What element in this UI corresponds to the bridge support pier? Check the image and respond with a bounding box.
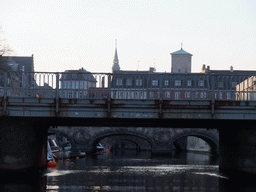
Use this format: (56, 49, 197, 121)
(0, 118, 48, 175)
(219, 127, 256, 176)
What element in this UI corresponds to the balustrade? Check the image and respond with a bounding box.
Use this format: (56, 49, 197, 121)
(0, 71, 255, 101)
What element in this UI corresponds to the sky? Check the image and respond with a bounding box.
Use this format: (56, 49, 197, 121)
(0, 0, 255, 73)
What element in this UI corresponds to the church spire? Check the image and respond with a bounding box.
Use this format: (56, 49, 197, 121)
(112, 39, 120, 72)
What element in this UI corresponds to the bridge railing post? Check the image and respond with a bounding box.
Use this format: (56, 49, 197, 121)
(211, 73, 215, 116)
(158, 74, 163, 117)
(159, 74, 163, 100)
(55, 73, 60, 116)
(107, 74, 112, 116)
(3, 71, 8, 115)
(108, 74, 112, 99)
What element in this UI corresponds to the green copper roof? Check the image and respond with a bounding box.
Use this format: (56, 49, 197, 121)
(114, 48, 118, 61)
(171, 48, 192, 55)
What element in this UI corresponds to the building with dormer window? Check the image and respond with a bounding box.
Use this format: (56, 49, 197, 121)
(60, 68, 96, 98)
(110, 41, 211, 100)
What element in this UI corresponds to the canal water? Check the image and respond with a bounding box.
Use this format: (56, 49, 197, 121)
(1, 150, 256, 191)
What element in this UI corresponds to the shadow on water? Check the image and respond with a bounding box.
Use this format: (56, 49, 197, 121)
(1, 150, 256, 191)
(0, 174, 46, 192)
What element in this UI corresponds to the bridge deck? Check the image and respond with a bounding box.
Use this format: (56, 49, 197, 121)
(1, 98, 256, 122)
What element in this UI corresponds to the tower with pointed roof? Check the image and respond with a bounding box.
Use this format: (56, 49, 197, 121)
(170, 44, 192, 73)
(112, 39, 120, 72)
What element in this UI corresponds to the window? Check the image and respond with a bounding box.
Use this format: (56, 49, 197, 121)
(72, 74, 77, 79)
(72, 81, 75, 89)
(164, 80, 169, 86)
(231, 82, 237, 88)
(122, 91, 126, 99)
(219, 92, 223, 99)
(165, 91, 171, 98)
(68, 81, 72, 89)
(140, 91, 145, 99)
(218, 82, 223, 88)
(226, 92, 231, 100)
(135, 79, 142, 86)
(126, 79, 132, 86)
(149, 91, 154, 98)
(152, 80, 158, 86)
(135, 91, 140, 99)
(68, 91, 72, 98)
(200, 92, 207, 99)
(61, 91, 65, 98)
(215, 92, 223, 99)
(118, 91, 123, 99)
(174, 92, 180, 99)
(116, 78, 122, 86)
(84, 82, 88, 89)
(178, 68, 181, 73)
(62, 81, 66, 88)
(128, 91, 132, 99)
(185, 92, 191, 99)
(175, 80, 181, 87)
(76, 81, 79, 89)
(187, 80, 192, 87)
(80, 81, 83, 89)
(79, 91, 83, 98)
(198, 80, 204, 87)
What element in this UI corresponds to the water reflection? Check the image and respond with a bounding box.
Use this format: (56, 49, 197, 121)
(45, 151, 221, 191)
(1, 151, 256, 191)
(0, 174, 46, 192)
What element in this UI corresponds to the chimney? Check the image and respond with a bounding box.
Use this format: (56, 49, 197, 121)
(149, 67, 155, 73)
(201, 64, 206, 73)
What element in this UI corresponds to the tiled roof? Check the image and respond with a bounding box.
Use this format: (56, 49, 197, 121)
(60, 69, 96, 82)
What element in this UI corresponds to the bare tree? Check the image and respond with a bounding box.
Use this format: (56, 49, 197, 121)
(0, 27, 13, 71)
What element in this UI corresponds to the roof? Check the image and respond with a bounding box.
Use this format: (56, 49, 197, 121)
(60, 68, 96, 82)
(171, 48, 192, 56)
(208, 70, 256, 76)
(1, 55, 34, 72)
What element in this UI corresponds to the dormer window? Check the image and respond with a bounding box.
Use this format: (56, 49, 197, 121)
(175, 80, 181, 87)
(152, 80, 158, 86)
(116, 78, 122, 86)
(126, 79, 132, 86)
(135, 79, 142, 86)
(187, 80, 192, 87)
(164, 80, 169, 86)
(198, 80, 204, 87)
(72, 74, 77, 79)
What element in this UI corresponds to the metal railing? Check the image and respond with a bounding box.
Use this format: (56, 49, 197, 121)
(0, 71, 256, 101)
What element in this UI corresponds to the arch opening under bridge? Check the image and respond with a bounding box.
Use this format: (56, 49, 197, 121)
(172, 131, 219, 155)
(48, 129, 73, 151)
(92, 131, 153, 152)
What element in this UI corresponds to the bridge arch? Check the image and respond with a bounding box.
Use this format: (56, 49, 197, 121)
(171, 131, 219, 155)
(91, 131, 154, 151)
(112, 138, 141, 150)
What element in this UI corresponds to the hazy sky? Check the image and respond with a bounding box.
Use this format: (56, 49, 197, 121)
(0, 0, 255, 73)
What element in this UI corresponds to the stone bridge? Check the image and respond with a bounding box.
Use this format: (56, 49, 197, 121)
(48, 126, 219, 155)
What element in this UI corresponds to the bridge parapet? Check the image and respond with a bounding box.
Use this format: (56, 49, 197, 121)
(0, 71, 255, 101)
(1, 71, 256, 123)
